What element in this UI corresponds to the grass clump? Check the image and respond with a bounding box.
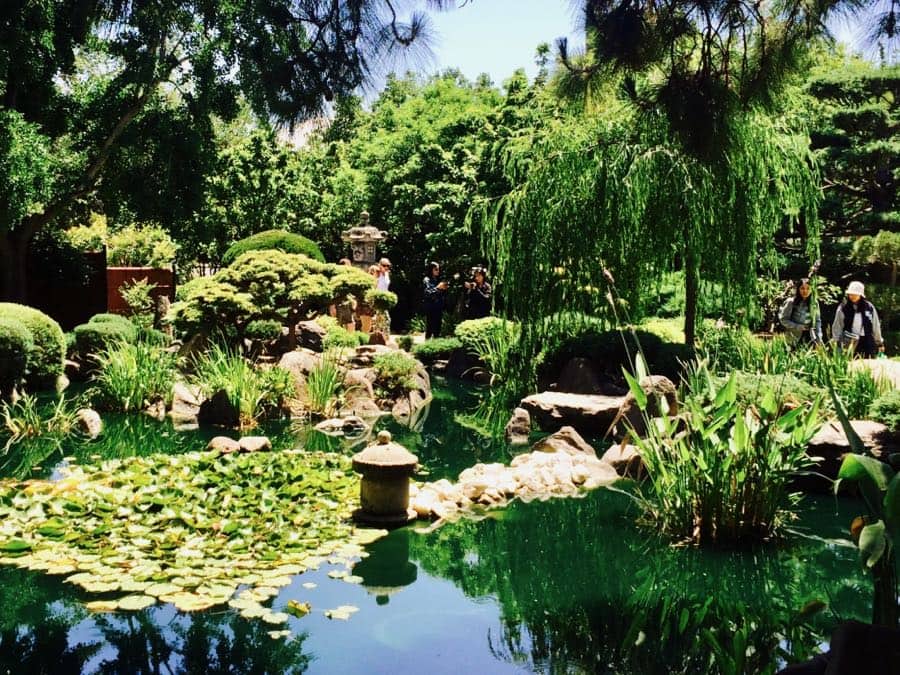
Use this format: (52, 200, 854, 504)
(322, 326, 367, 351)
(92, 341, 177, 412)
(305, 353, 346, 416)
(629, 360, 824, 546)
(412, 337, 461, 363)
(373, 351, 419, 397)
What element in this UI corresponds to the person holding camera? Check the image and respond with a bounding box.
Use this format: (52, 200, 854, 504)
(464, 266, 492, 320)
(831, 281, 884, 358)
(779, 278, 821, 348)
(423, 261, 449, 339)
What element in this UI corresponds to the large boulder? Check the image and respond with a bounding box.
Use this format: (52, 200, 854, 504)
(278, 349, 323, 395)
(520, 391, 626, 435)
(348, 344, 394, 368)
(207, 436, 240, 454)
(601, 442, 645, 479)
(75, 408, 102, 440)
(238, 436, 272, 452)
(616, 375, 678, 438)
(198, 389, 239, 428)
(170, 382, 203, 428)
(297, 320, 327, 352)
(530, 426, 597, 457)
(807, 420, 898, 484)
(504, 407, 531, 445)
(344, 368, 376, 401)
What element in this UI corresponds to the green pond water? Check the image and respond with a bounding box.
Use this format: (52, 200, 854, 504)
(0, 380, 873, 674)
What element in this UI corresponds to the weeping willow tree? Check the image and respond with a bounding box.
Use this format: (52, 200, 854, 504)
(474, 106, 820, 390)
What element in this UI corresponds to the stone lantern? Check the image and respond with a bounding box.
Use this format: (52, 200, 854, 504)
(341, 211, 387, 269)
(352, 430, 418, 526)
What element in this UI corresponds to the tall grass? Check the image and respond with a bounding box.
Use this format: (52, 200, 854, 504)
(628, 361, 824, 546)
(0, 394, 82, 476)
(305, 353, 345, 416)
(92, 341, 177, 412)
(191, 343, 293, 428)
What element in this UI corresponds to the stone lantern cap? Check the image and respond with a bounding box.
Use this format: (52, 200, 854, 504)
(352, 431, 418, 478)
(341, 211, 387, 243)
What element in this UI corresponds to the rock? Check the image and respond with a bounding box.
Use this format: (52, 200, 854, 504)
(75, 408, 102, 440)
(278, 349, 324, 395)
(55, 374, 70, 393)
(601, 443, 645, 479)
(238, 436, 272, 452)
(297, 320, 327, 351)
(342, 397, 384, 419)
(530, 426, 597, 457)
(368, 331, 387, 346)
(348, 344, 394, 368)
(520, 391, 626, 435)
(197, 389, 239, 428)
(178, 332, 208, 362)
(344, 368, 376, 401)
(555, 357, 604, 394)
(144, 400, 166, 421)
(207, 436, 240, 454)
(170, 382, 203, 426)
(470, 368, 493, 385)
(807, 420, 898, 483)
(315, 416, 367, 436)
(504, 407, 531, 445)
(616, 375, 678, 438)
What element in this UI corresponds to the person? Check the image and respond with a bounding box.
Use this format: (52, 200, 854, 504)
(377, 258, 391, 291)
(335, 258, 356, 332)
(356, 264, 381, 333)
(423, 261, 448, 339)
(832, 281, 884, 358)
(778, 278, 822, 347)
(464, 266, 492, 319)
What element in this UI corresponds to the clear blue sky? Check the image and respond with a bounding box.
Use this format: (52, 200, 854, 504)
(419, 2, 877, 86)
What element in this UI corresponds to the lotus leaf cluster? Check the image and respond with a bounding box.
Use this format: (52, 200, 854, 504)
(0, 448, 386, 626)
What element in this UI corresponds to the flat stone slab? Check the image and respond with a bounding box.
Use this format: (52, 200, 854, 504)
(520, 392, 626, 435)
(806, 420, 898, 485)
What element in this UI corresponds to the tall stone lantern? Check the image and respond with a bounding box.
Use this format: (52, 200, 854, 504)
(341, 211, 387, 270)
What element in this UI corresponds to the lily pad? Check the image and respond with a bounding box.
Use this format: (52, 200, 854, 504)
(286, 600, 311, 618)
(116, 594, 156, 611)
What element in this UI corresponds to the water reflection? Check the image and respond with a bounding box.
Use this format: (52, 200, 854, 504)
(352, 528, 418, 605)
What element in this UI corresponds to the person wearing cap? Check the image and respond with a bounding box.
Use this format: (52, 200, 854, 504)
(831, 281, 884, 358)
(779, 278, 822, 347)
(377, 258, 391, 291)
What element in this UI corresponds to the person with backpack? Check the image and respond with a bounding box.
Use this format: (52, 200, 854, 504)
(831, 281, 885, 358)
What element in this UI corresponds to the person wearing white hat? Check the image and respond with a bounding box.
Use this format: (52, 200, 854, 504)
(831, 281, 884, 357)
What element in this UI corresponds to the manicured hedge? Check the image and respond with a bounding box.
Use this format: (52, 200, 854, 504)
(245, 319, 283, 342)
(0, 317, 33, 393)
(73, 313, 137, 356)
(222, 230, 324, 266)
(0, 303, 66, 388)
(412, 337, 462, 364)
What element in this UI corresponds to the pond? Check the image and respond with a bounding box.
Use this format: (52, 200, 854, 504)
(0, 379, 871, 674)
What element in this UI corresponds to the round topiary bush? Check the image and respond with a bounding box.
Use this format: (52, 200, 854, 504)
(364, 289, 398, 312)
(245, 319, 284, 342)
(0, 317, 33, 395)
(0, 303, 66, 388)
(222, 230, 325, 266)
(73, 313, 137, 357)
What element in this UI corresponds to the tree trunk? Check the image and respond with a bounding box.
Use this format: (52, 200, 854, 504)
(0, 229, 31, 303)
(872, 551, 899, 628)
(684, 249, 700, 346)
(891, 261, 897, 287)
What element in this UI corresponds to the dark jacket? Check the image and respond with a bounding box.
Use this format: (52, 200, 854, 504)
(464, 281, 492, 319)
(423, 276, 446, 313)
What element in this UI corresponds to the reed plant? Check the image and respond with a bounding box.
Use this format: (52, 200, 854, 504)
(628, 360, 824, 546)
(0, 394, 83, 475)
(304, 352, 345, 416)
(92, 341, 177, 412)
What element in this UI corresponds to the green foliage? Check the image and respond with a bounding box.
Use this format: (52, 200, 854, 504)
(73, 314, 137, 358)
(0, 110, 58, 232)
(64, 213, 107, 252)
(0, 394, 81, 474)
(190, 344, 292, 428)
(454, 317, 517, 351)
(91, 342, 176, 412)
(729, 372, 824, 409)
(630, 364, 824, 545)
(244, 319, 283, 342)
(107, 224, 178, 269)
(412, 337, 462, 363)
(373, 351, 419, 396)
(221, 230, 324, 267)
(869, 390, 900, 433)
(363, 289, 397, 312)
(135, 325, 169, 347)
(397, 335, 414, 352)
(118, 278, 158, 328)
(695, 321, 772, 372)
(865, 284, 900, 332)
(304, 354, 345, 416)
(841, 368, 891, 419)
(322, 326, 367, 351)
(0, 318, 33, 395)
(0, 304, 65, 388)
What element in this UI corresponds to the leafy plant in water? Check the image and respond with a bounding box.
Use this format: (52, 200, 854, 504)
(92, 341, 176, 412)
(0, 394, 83, 476)
(627, 359, 824, 545)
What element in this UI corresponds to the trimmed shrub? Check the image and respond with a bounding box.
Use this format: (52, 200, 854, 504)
(73, 314, 137, 357)
(364, 288, 397, 311)
(137, 325, 170, 347)
(323, 326, 367, 351)
(397, 335, 414, 352)
(869, 390, 900, 433)
(245, 319, 283, 342)
(373, 351, 419, 396)
(0, 303, 66, 388)
(87, 313, 134, 327)
(454, 317, 515, 350)
(222, 230, 324, 266)
(412, 337, 463, 364)
(0, 318, 33, 394)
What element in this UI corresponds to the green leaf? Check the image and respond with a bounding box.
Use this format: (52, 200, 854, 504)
(714, 372, 737, 409)
(622, 368, 647, 411)
(884, 473, 900, 543)
(859, 520, 887, 568)
(838, 454, 894, 491)
(0, 539, 32, 553)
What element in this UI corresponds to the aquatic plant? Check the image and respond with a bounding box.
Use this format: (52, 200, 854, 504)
(0, 394, 82, 476)
(628, 361, 824, 545)
(0, 449, 384, 625)
(304, 353, 346, 416)
(92, 341, 176, 412)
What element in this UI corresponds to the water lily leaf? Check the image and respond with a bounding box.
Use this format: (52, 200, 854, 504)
(0, 539, 32, 553)
(239, 604, 267, 619)
(85, 600, 119, 612)
(267, 630, 292, 640)
(327, 570, 347, 579)
(301, 582, 316, 590)
(261, 611, 290, 625)
(117, 595, 156, 611)
(342, 575, 363, 585)
(145, 582, 182, 597)
(82, 581, 120, 593)
(324, 605, 359, 621)
(165, 592, 220, 612)
(262, 575, 292, 588)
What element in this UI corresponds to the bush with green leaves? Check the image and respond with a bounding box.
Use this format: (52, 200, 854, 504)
(136, 325, 170, 347)
(119, 277, 158, 328)
(0, 318, 33, 396)
(397, 335, 414, 352)
(91, 341, 177, 412)
(73, 313, 137, 357)
(0, 303, 65, 389)
(322, 326, 367, 351)
(629, 361, 824, 545)
(221, 229, 324, 266)
(107, 223, 178, 269)
(172, 250, 374, 346)
(373, 351, 419, 396)
(190, 344, 293, 428)
(364, 288, 397, 312)
(245, 319, 283, 342)
(454, 317, 516, 350)
(412, 337, 462, 364)
(304, 353, 345, 416)
(729, 372, 825, 410)
(869, 390, 900, 433)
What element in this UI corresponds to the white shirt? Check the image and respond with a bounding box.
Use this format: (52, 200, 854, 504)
(852, 312, 864, 337)
(377, 272, 390, 291)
